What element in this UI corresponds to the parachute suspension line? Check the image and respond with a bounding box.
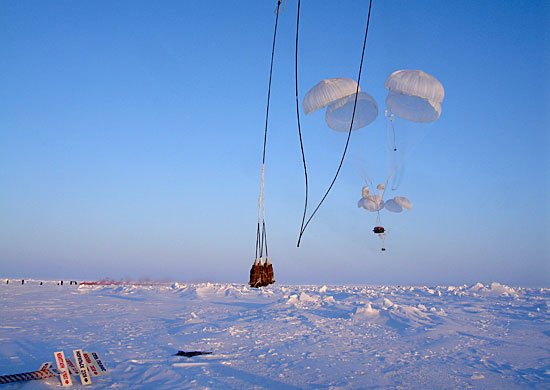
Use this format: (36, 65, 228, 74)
(262, 221, 269, 258)
(255, 222, 261, 261)
(255, 166, 266, 261)
(388, 113, 397, 152)
(294, 0, 310, 248)
(376, 181, 386, 226)
(297, 0, 374, 247)
(384, 113, 399, 191)
(254, 0, 281, 262)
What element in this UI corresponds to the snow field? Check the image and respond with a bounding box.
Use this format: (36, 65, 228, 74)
(0, 281, 548, 389)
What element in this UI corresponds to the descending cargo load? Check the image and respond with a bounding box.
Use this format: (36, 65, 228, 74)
(249, 258, 275, 288)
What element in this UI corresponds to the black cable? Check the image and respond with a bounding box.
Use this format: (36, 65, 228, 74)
(255, 0, 281, 258)
(255, 222, 261, 259)
(258, 222, 268, 259)
(259, 222, 265, 259)
(297, 0, 374, 247)
(294, 0, 310, 248)
(261, 0, 281, 166)
(262, 221, 269, 258)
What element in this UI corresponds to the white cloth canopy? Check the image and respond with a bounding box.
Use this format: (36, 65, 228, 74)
(302, 78, 360, 115)
(384, 70, 444, 123)
(385, 91, 441, 123)
(384, 70, 444, 103)
(394, 196, 413, 210)
(384, 198, 403, 213)
(358, 195, 383, 212)
(325, 92, 378, 132)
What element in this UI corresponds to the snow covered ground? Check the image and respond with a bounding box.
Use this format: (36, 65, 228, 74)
(0, 280, 548, 389)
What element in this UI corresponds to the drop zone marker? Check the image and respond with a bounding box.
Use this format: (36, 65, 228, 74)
(54, 351, 73, 386)
(0, 350, 109, 386)
(73, 349, 92, 385)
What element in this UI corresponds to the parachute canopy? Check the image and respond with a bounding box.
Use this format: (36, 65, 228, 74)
(385, 70, 444, 102)
(325, 92, 378, 132)
(358, 194, 383, 212)
(393, 196, 413, 210)
(384, 70, 444, 123)
(303, 78, 360, 115)
(383, 196, 412, 213)
(386, 92, 441, 123)
(303, 78, 378, 132)
(384, 198, 403, 213)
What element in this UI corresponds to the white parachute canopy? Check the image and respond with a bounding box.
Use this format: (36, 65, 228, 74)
(302, 78, 360, 115)
(358, 194, 383, 212)
(393, 196, 413, 210)
(384, 198, 403, 213)
(376, 183, 385, 191)
(325, 92, 378, 132)
(361, 186, 370, 198)
(385, 70, 444, 123)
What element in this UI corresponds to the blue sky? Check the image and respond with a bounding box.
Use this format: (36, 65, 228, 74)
(1, 1, 547, 286)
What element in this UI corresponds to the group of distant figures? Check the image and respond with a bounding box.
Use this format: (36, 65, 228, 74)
(6, 280, 79, 286)
(249, 258, 275, 288)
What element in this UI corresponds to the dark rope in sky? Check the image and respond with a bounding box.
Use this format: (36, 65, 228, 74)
(297, 0, 375, 247)
(294, 0, 310, 249)
(255, 0, 282, 259)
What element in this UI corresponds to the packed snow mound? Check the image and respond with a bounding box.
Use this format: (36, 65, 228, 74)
(430, 306, 447, 316)
(388, 304, 433, 326)
(354, 302, 380, 319)
(468, 282, 519, 297)
(352, 298, 444, 328)
(469, 282, 486, 292)
(485, 282, 518, 297)
(285, 291, 321, 307)
(382, 297, 395, 309)
(172, 283, 252, 299)
(195, 283, 227, 297)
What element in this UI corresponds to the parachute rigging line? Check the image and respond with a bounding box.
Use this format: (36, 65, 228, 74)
(296, 0, 375, 247)
(294, 0, 310, 249)
(388, 113, 398, 152)
(255, 0, 281, 261)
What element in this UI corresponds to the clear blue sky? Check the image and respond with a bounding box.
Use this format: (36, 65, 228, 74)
(1, 1, 548, 286)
